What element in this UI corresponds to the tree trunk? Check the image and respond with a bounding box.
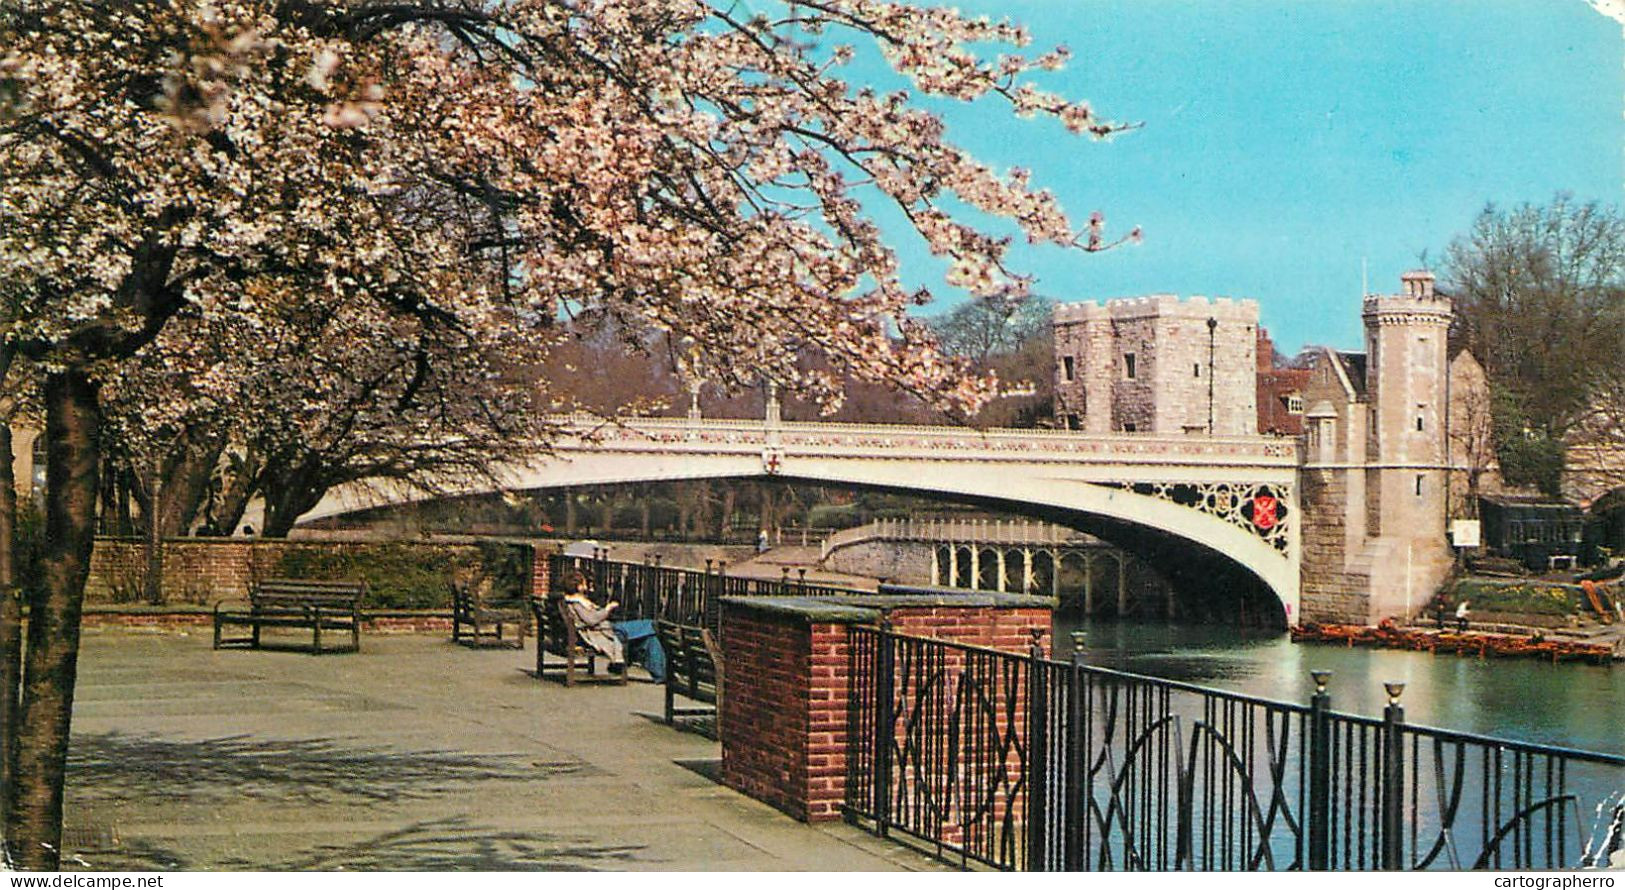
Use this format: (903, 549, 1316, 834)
(142, 460, 162, 603)
(13, 370, 100, 870)
(674, 484, 691, 542)
(717, 487, 735, 541)
(152, 435, 221, 538)
(0, 422, 22, 856)
(260, 483, 319, 538)
(212, 447, 262, 536)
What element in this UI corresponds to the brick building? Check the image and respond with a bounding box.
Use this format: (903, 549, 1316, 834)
(1052, 296, 1259, 435)
(1256, 328, 1311, 436)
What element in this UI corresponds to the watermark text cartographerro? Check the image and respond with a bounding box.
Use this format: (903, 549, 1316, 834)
(1493, 878, 1616, 890)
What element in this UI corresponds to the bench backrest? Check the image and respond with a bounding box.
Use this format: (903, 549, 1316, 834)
(657, 620, 718, 691)
(251, 578, 364, 612)
(531, 595, 583, 653)
(455, 581, 526, 610)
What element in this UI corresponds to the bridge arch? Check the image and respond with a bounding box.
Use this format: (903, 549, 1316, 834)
(305, 435, 1300, 621)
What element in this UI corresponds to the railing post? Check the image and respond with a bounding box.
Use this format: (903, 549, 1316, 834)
(1307, 669, 1333, 871)
(1381, 682, 1407, 871)
(873, 621, 895, 839)
(1064, 631, 1086, 872)
(1026, 627, 1049, 871)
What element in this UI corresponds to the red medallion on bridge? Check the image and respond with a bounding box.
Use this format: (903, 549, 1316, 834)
(1249, 495, 1278, 530)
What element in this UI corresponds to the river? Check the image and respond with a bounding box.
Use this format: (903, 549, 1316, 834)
(1053, 617, 1625, 757)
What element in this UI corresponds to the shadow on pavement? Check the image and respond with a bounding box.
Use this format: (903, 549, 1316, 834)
(222, 816, 646, 871)
(68, 732, 589, 806)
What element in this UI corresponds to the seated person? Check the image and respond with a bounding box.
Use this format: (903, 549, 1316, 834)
(562, 572, 624, 668)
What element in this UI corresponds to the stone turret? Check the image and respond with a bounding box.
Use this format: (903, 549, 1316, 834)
(1298, 271, 1456, 625)
(1361, 269, 1451, 538)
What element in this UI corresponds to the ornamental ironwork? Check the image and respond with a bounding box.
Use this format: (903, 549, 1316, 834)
(843, 626, 1625, 872)
(1100, 481, 1293, 553)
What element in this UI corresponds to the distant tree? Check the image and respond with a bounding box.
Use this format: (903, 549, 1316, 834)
(929, 295, 1057, 426)
(1444, 195, 1625, 440)
(1447, 354, 1498, 515)
(931, 295, 1056, 365)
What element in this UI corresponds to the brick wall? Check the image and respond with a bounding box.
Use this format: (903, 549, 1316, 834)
(529, 544, 551, 598)
(83, 537, 523, 605)
(719, 608, 816, 819)
(887, 606, 1051, 653)
(79, 611, 454, 633)
(719, 596, 1053, 824)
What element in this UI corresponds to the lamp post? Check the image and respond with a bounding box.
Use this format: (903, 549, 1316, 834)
(1206, 316, 1218, 435)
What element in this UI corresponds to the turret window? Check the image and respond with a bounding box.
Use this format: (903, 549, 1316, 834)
(1062, 355, 1075, 382)
(1124, 353, 1137, 379)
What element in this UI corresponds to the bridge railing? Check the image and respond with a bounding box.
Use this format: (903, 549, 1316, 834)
(549, 413, 1301, 463)
(844, 626, 1625, 872)
(820, 518, 1091, 560)
(547, 553, 868, 631)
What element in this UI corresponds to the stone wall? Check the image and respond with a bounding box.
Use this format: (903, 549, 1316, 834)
(1053, 296, 1258, 435)
(719, 594, 1053, 823)
(819, 539, 934, 584)
(1298, 469, 1369, 624)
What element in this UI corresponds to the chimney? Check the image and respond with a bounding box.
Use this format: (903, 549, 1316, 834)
(1401, 269, 1435, 299)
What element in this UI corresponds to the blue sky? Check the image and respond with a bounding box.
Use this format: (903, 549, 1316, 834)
(855, 1, 1623, 354)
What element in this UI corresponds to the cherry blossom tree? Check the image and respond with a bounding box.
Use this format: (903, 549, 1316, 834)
(1, 0, 1131, 866)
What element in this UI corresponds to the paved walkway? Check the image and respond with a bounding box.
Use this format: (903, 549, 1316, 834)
(59, 628, 946, 871)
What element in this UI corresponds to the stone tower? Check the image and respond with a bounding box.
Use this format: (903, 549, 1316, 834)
(1053, 296, 1258, 435)
(1362, 270, 1452, 543)
(1298, 271, 1456, 624)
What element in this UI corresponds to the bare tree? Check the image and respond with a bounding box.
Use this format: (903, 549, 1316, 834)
(1444, 195, 1625, 440)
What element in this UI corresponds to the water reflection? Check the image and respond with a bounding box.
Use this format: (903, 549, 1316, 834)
(1054, 617, 1625, 756)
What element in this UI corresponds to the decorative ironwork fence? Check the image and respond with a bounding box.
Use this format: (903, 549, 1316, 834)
(845, 626, 1625, 871)
(547, 552, 865, 629)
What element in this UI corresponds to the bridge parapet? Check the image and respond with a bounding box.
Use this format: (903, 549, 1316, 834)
(553, 415, 1300, 467)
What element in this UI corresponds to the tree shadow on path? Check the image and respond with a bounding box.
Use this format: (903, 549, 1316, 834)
(221, 816, 646, 871)
(68, 732, 590, 806)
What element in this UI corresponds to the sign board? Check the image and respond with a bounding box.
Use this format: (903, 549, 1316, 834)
(1450, 519, 1481, 549)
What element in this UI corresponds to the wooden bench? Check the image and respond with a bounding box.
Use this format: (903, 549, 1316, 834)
(529, 595, 626, 686)
(655, 620, 721, 730)
(213, 578, 365, 654)
(450, 581, 527, 649)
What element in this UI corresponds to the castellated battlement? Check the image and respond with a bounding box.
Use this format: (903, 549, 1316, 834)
(1052, 294, 1259, 324)
(1361, 293, 1453, 323)
(1361, 269, 1450, 322)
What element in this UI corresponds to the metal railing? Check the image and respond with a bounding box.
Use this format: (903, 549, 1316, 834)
(820, 518, 1090, 560)
(547, 552, 867, 630)
(844, 626, 1625, 871)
